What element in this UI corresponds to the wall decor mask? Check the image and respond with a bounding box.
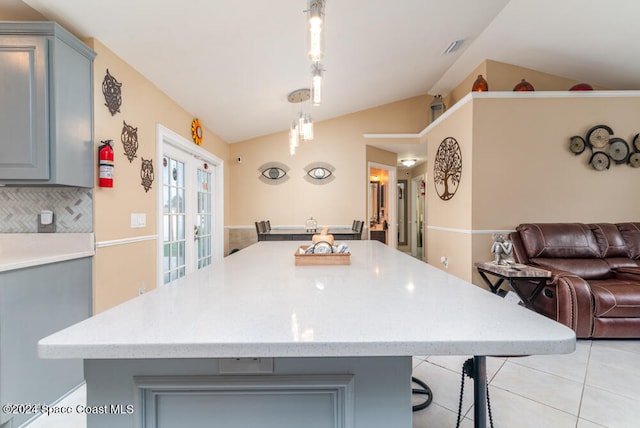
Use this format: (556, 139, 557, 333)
(433, 137, 462, 200)
(258, 162, 290, 184)
(568, 124, 640, 170)
(121, 121, 139, 162)
(140, 158, 154, 192)
(102, 69, 122, 116)
(304, 162, 335, 185)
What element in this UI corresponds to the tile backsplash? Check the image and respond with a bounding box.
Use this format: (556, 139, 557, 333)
(0, 187, 93, 233)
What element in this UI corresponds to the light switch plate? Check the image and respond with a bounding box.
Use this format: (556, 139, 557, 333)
(130, 213, 147, 228)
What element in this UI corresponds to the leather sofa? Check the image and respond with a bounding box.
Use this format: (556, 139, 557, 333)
(509, 223, 640, 338)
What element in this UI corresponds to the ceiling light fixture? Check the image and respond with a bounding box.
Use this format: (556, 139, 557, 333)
(401, 159, 417, 167)
(442, 39, 464, 54)
(311, 63, 323, 106)
(307, 0, 325, 61)
(287, 88, 314, 155)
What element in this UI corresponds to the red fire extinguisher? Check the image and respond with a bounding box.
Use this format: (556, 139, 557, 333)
(420, 180, 425, 196)
(98, 140, 114, 187)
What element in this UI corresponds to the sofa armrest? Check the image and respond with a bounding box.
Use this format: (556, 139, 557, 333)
(512, 268, 594, 338)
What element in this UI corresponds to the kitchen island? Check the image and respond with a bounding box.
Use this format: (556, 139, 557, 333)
(39, 240, 575, 428)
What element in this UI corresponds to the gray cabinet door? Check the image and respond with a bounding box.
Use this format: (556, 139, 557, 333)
(0, 36, 49, 180)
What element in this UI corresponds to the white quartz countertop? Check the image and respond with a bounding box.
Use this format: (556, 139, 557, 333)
(0, 233, 95, 273)
(39, 241, 575, 359)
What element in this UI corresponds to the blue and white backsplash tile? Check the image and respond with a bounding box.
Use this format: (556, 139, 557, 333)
(0, 187, 93, 233)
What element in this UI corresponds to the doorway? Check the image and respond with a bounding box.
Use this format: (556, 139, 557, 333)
(156, 125, 224, 287)
(411, 174, 426, 260)
(367, 162, 397, 247)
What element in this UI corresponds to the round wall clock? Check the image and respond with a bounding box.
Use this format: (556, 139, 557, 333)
(191, 118, 203, 145)
(632, 134, 640, 152)
(569, 136, 586, 154)
(608, 138, 630, 164)
(589, 152, 610, 171)
(586, 125, 613, 149)
(433, 137, 462, 201)
(628, 152, 640, 168)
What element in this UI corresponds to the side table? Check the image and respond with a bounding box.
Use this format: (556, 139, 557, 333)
(475, 261, 551, 307)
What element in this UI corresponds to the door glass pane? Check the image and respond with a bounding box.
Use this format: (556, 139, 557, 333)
(196, 167, 212, 270)
(163, 155, 186, 284)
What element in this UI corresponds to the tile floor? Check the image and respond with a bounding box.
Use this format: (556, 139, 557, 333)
(23, 339, 640, 428)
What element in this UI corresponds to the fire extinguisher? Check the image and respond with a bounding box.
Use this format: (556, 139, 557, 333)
(420, 180, 425, 196)
(98, 140, 114, 187)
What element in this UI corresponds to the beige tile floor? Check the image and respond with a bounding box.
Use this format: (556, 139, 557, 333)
(23, 339, 640, 428)
(412, 339, 640, 428)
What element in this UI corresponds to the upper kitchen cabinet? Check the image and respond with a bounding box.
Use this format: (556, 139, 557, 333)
(0, 22, 96, 187)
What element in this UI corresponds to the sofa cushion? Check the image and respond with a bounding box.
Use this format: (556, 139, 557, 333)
(517, 223, 601, 258)
(590, 223, 629, 257)
(530, 258, 611, 279)
(589, 280, 640, 318)
(617, 223, 640, 260)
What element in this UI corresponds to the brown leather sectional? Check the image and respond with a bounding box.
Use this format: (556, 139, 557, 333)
(509, 223, 640, 338)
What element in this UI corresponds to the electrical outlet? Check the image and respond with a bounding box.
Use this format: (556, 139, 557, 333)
(440, 256, 449, 269)
(219, 358, 274, 374)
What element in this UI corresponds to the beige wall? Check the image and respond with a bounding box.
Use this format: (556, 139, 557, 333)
(0, 0, 44, 20)
(426, 93, 640, 286)
(425, 101, 474, 280)
(228, 96, 428, 230)
(88, 39, 230, 313)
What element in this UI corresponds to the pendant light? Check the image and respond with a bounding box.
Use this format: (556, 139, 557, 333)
(307, 0, 325, 61)
(311, 63, 323, 106)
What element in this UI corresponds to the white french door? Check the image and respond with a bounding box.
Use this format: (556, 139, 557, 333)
(157, 125, 223, 287)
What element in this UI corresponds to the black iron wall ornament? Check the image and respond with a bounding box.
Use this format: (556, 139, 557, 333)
(102, 69, 122, 116)
(569, 124, 639, 170)
(433, 137, 462, 201)
(140, 158, 154, 192)
(121, 121, 139, 162)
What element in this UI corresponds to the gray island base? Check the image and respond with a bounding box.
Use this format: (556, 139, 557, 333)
(40, 241, 575, 428)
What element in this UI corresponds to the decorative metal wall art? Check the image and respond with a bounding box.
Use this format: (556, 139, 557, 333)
(191, 118, 203, 145)
(121, 121, 138, 162)
(433, 137, 462, 200)
(258, 162, 290, 184)
(140, 158, 154, 192)
(102, 69, 122, 116)
(304, 162, 335, 185)
(569, 124, 640, 170)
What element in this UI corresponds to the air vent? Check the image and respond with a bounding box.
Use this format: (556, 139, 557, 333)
(442, 39, 464, 54)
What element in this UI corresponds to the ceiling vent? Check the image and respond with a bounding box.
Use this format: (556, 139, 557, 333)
(442, 39, 464, 54)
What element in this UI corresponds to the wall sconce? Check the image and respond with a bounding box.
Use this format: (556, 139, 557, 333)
(401, 159, 417, 167)
(307, 0, 325, 61)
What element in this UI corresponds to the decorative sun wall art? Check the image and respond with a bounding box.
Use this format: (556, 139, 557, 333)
(102, 69, 122, 116)
(258, 162, 290, 185)
(433, 137, 462, 200)
(191, 119, 203, 145)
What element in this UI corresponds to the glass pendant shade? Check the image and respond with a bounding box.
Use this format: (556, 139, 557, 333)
(308, 0, 325, 61)
(312, 64, 323, 106)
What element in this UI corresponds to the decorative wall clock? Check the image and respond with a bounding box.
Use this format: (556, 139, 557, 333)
(191, 118, 203, 145)
(433, 137, 462, 200)
(569, 124, 638, 170)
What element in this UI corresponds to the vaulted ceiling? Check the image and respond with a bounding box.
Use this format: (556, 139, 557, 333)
(16, 0, 640, 149)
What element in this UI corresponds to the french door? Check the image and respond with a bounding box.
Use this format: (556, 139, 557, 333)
(158, 125, 223, 286)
